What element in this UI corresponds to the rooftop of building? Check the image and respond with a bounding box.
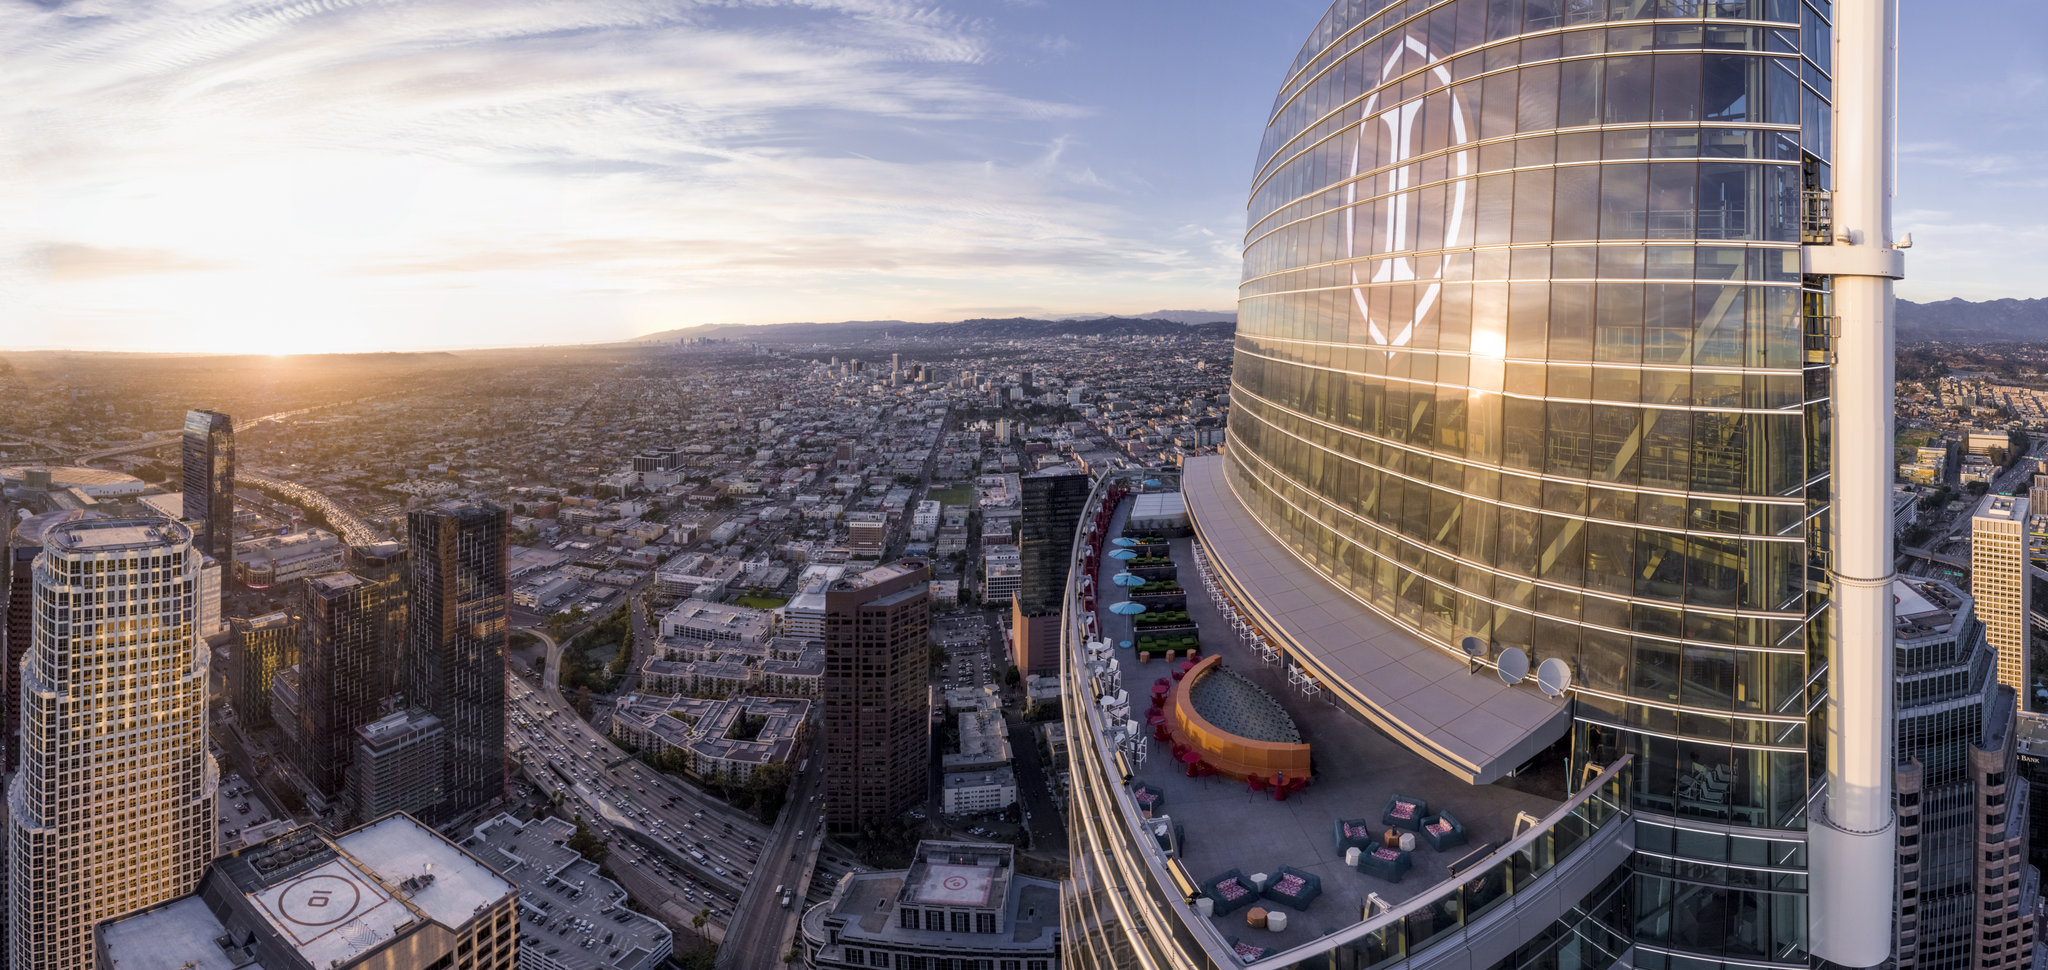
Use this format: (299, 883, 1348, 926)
(1074, 466, 1567, 953)
(805, 840, 1059, 953)
(240, 611, 295, 632)
(234, 529, 342, 561)
(44, 517, 191, 553)
(832, 559, 927, 591)
(1895, 577, 1967, 639)
(465, 814, 671, 970)
(0, 464, 144, 489)
(1978, 493, 2028, 522)
(97, 814, 512, 970)
(306, 571, 366, 595)
(357, 707, 443, 748)
(10, 508, 93, 547)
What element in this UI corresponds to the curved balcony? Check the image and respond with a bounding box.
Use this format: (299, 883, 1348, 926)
(1061, 468, 1635, 970)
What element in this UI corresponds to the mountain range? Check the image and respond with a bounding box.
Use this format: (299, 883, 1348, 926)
(627, 298, 2048, 346)
(630, 312, 1236, 346)
(1897, 298, 2048, 342)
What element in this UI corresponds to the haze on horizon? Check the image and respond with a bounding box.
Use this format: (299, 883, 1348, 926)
(3, 0, 2042, 355)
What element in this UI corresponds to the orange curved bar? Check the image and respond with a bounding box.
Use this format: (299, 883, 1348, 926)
(1165, 654, 1312, 782)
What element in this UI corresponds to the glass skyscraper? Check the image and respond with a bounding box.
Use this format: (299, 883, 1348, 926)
(1063, 1, 1904, 968)
(180, 408, 236, 572)
(406, 500, 508, 820)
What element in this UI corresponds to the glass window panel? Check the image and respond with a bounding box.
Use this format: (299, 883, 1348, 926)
(1555, 167, 1601, 241)
(1512, 169, 1557, 243)
(1701, 52, 1755, 122)
(1648, 162, 1700, 239)
(1550, 283, 1596, 360)
(1598, 162, 1650, 239)
(1517, 63, 1560, 133)
(1767, 57, 1799, 124)
(1652, 53, 1703, 123)
(1603, 55, 1654, 123)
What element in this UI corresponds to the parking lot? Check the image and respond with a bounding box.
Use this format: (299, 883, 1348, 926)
(216, 772, 284, 849)
(932, 610, 1003, 694)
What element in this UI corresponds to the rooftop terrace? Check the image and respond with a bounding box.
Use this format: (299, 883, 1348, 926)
(1079, 486, 1564, 953)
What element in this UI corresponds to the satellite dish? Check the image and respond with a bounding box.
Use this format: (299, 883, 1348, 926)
(1496, 647, 1529, 686)
(1536, 658, 1573, 697)
(1459, 636, 1486, 659)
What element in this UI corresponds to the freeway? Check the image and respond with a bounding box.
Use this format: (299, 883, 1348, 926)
(238, 471, 380, 545)
(715, 735, 830, 970)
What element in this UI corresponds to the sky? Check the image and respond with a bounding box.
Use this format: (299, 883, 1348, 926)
(2, 0, 2041, 354)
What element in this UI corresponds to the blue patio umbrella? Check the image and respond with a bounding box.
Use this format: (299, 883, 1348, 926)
(1111, 537, 1139, 547)
(1119, 640, 1134, 649)
(1108, 548, 1138, 560)
(1143, 479, 1163, 487)
(1110, 601, 1148, 616)
(1112, 572, 1145, 587)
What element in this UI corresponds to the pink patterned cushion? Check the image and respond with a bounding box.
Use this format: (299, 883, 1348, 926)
(1234, 942, 1267, 962)
(1343, 822, 1371, 839)
(1274, 873, 1306, 896)
(1388, 801, 1417, 820)
(1426, 819, 1453, 836)
(1215, 878, 1248, 901)
(1371, 847, 1401, 861)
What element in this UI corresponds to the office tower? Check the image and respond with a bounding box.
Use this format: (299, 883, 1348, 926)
(95, 815, 519, 970)
(1011, 469, 1087, 679)
(891, 352, 902, 385)
(349, 540, 410, 689)
(0, 512, 76, 775)
(8, 518, 216, 970)
(2028, 472, 2048, 517)
(180, 409, 235, 572)
(229, 612, 297, 730)
(1974, 494, 2033, 709)
(297, 572, 388, 801)
(407, 501, 508, 820)
(1891, 578, 2038, 969)
(1062, 0, 1904, 967)
(822, 561, 930, 835)
(349, 708, 445, 824)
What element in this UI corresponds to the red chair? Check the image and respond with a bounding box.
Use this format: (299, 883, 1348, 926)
(1247, 774, 1269, 793)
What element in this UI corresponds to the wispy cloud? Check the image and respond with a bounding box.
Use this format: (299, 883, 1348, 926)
(0, 0, 1233, 351)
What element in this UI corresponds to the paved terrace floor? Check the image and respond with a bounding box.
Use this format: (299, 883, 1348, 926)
(1092, 497, 1563, 954)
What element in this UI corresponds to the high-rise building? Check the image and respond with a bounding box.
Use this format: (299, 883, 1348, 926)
(229, 611, 298, 730)
(349, 539, 410, 691)
(1012, 469, 1088, 679)
(407, 501, 508, 820)
(8, 518, 216, 970)
(349, 708, 445, 824)
(1891, 577, 2039, 969)
(800, 840, 1060, 970)
(822, 560, 931, 836)
(180, 409, 236, 572)
(95, 814, 519, 970)
(297, 572, 389, 801)
(1973, 494, 2032, 710)
(1062, 0, 1906, 967)
(0, 511, 78, 775)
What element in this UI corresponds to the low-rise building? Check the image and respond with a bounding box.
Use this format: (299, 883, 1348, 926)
(233, 528, 346, 588)
(941, 767, 1018, 815)
(95, 815, 519, 970)
(466, 814, 673, 970)
(660, 598, 773, 649)
(610, 694, 812, 784)
(981, 544, 1021, 604)
(800, 841, 1058, 970)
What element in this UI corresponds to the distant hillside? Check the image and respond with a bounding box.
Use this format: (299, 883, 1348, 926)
(631, 314, 1234, 346)
(1900, 298, 2048, 342)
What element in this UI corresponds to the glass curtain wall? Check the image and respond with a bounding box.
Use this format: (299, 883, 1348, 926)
(1229, 1, 1835, 966)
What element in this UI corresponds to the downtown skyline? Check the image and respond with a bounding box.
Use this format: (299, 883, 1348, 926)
(4, 0, 2045, 354)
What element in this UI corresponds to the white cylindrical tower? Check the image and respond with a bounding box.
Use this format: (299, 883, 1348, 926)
(1808, 0, 1905, 966)
(7, 518, 217, 970)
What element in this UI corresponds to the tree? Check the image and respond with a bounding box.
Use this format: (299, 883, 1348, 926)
(1003, 664, 1021, 687)
(566, 817, 609, 864)
(693, 908, 709, 931)
(929, 644, 948, 670)
(573, 686, 595, 717)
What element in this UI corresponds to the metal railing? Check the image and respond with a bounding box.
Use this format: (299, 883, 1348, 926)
(1801, 191, 1834, 245)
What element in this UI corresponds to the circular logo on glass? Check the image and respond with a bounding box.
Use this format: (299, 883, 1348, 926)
(1345, 34, 1473, 353)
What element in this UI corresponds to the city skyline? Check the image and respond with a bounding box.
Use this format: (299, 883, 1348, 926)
(5, 0, 2045, 354)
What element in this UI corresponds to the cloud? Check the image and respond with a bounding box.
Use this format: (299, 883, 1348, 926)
(0, 0, 1233, 350)
(39, 244, 233, 281)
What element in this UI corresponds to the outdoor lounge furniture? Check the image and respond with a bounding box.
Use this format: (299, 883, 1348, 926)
(1382, 794, 1429, 832)
(1357, 845, 1412, 883)
(1227, 937, 1269, 964)
(1334, 817, 1377, 855)
(1422, 811, 1468, 852)
(1130, 783, 1164, 812)
(1204, 869, 1257, 917)
(1261, 866, 1322, 910)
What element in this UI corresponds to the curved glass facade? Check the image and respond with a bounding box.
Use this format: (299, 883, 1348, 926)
(1226, 0, 1838, 965)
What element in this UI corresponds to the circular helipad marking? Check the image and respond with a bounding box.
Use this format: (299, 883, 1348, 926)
(278, 874, 363, 927)
(942, 875, 970, 891)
